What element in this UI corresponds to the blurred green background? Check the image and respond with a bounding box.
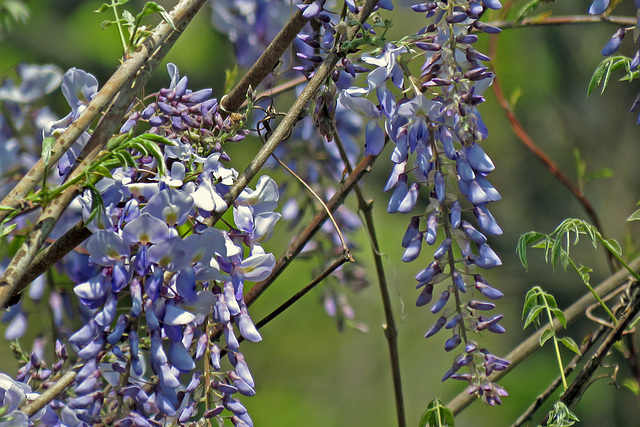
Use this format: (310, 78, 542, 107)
(2, 0, 640, 425)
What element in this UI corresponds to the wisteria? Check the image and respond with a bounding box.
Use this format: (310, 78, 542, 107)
(1, 0, 640, 425)
(0, 63, 281, 426)
(337, 0, 510, 404)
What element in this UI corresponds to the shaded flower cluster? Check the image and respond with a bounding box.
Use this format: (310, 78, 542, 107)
(266, 86, 371, 330)
(340, 0, 509, 404)
(0, 64, 62, 198)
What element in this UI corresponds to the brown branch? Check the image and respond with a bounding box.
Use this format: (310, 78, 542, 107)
(511, 293, 627, 427)
(6, 221, 91, 306)
(20, 369, 77, 417)
(254, 253, 354, 330)
(489, 14, 635, 30)
(245, 152, 379, 306)
(333, 132, 406, 427)
(220, 0, 314, 113)
(558, 282, 640, 410)
(0, 0, 206, 309)
(487, 35, 618, 272)
(206, 0, 381, 230)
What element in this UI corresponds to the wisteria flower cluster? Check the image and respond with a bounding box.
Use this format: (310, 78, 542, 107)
(339, 0, 509, 405)
(8, 0, 640, 423)
(2, 63, 280, 426)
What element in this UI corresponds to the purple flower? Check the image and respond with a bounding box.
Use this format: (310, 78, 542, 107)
(601, 28, 626, 56)
(86, 231, 130, 266)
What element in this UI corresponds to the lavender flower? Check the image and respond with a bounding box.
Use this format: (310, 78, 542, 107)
(340, 0, 509, 404)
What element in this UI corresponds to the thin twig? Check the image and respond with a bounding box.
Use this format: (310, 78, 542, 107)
(20, 369, 77, 417)
(333, 132, 406, 427)
(447, 256, 640, 414)
(0, 0, 202, 309)
(511, 302, 618, 426)
(255, 253, 354, 330)
(245, 152, 379, 306)
(558, 282, 640, 410)
(220, 0, 314, 113)
(219, 254, 353, 359)
(4, 221, 91, 306)
(489, 14, 635, 30)
(270, 152, 350, 253)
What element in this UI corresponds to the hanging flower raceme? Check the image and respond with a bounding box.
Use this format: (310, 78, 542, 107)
(3, 64, 280, 426)
(340, 0, 509, 405)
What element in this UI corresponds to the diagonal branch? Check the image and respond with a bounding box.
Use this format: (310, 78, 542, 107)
(487, 35, 618, 272)
(333, 131, 406, 427)
(206, 0, 381, 229)
(489, 14, 635, 30)
(245, 152, 379, 306)
(0, 0, 205, 309)
(254, 253, 354, 330)
(511, 303, 614, 426)
(0, 0, 208, 224)
(220, 0, 314, 113)
(558, 282, 640, 410)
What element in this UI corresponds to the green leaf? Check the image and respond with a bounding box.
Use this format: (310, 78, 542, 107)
(137, 2, 176, 30)
(577, 264, 592, 285)
(626, 208, 640, 222)
(552, 308, 567, 328)
(130, 141, 149, 156)
(547, 402, 579, 427)
(419, 399, 454, 427)
(516, 232, 546, 269)
(94, 3, 112, 13)
(100, 19, 116, 30)
(559, 337, 581, 355)
(550, 236, 563, 269)
(584, 167, 613, 184)
(588, 58, 610, 96)
(544, 293, 558, 309)
(41, 136, 55, 168)
(539, 328, 554, 346)
(114, 151, 136, 169)
(140, 138, 166, 175)
(522, 286, 542, 319)
(225, 65, 239, 95)
(92, 164, 114, 179)
(523, 305, 544, 329)
(106, 132, 131, 151)
(603, 238, 622, 256)
(0, 222, 17, 238)
(623, 378, 640, 396)
(140, 133, 173, 144)
(514, 0, 542, 24)
(121, 9, 136, 26)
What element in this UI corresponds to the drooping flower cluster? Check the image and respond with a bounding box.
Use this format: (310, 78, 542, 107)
(274, 93, 371, 330)
(340, 0, 509, 405)
(2, 64, 280, 426)
(212, 0, 381, 328)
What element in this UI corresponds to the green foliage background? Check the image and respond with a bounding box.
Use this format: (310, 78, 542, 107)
(2, 0, 640, 425)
